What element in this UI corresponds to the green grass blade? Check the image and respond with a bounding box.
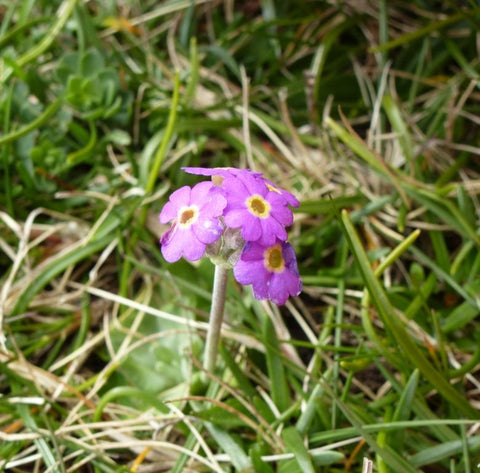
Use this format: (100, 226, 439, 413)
(263, 312, 290, 413)
(322, 383, 420, 473)
(340, 209, 479, 419)
(410, 436, 480, 468)
(17, 404, 62, 473)
(326, 116, 409, 206)
(369, 9, 477, 53)
(12, 234, 113, 315)
(206, 422, 251, 471)
(393, 369, 419, 423)
(1, 0, 78, 83)
(282, 426, 315, 473)
(220, 343, 257, 398)
(93, 387, 169, 421)
(441, 300, 479, 334)
(0, 96, 63, 146)
(382, 94, 413, 166)
(405, 185, 480, 248)
(144, 71, 181, 197)
(390, 369, 419, 448)
(250, 444, 275, 473)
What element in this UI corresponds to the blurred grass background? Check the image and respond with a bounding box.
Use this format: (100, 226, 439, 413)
(0, 0, 479, 472)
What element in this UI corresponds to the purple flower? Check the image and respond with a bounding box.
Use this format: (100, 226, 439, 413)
(233, 240, 302, 305)
(221, 172, 294, 246)
(159, 167, 302, 304)
(159, 181, 227, 262)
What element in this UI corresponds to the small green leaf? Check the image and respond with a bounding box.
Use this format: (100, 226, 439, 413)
(202, 44, 241, 80)
(282, 426, 315, 473)
(441, 300, 479, 333)
(80, 48, 105, 77)
(205, 423, 251, 471)
(105, 129, 131, 146)
(250, 444, 275, 473)
(195, 399, 251, 429)
(410, 436, 480, 467)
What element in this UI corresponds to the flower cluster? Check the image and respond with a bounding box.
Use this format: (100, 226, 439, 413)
(159, 167, 302, 305)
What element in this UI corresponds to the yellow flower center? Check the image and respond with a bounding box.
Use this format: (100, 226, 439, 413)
(264, 245, 285, 273)
(178, 205, 198, 228)
(246, 195, 271, 218)
(212, 175, 224, 186)
(266, 183, 281, 194)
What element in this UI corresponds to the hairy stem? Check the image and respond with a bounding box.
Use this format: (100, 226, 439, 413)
(204, 265, 229, 374)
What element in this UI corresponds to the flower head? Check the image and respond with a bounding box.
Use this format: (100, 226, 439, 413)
(221, 172, 293, 246)
(159, 167, 302, 305)
(233, 240, 302, 305)
(159, 181, 227, 262)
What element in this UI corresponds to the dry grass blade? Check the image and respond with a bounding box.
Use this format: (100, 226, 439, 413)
(362, 457, 373, 473)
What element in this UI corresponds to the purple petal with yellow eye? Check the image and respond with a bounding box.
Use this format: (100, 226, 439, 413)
(233, 240, 302, 305)
(159, 182, 226, 262)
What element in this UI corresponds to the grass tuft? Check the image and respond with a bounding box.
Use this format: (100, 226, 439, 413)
(1, 1, 479, 472)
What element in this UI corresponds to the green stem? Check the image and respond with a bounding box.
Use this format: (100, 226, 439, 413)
(119, 72, 180, 299)
(2, 83, 13, 216)
(67, 119, 97, 164)
(17, 0, 78, 67)
(0, 96, 63, 146)
(1, 0, 78, 83)
(204, 265, 228, 374)
(144, 71, 181, 199)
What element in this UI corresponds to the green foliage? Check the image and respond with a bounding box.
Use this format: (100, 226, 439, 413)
(57, 49, 125, 120)
(1, 1, 479, 472)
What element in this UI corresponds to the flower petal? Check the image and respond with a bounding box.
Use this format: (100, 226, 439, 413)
(268, 194, 294, 226)
(283, 243, 301, 275)
(161, 225, 206, 262)
(169, 185, 192, 207)
(258, 218, 287, 246)
(182, 167, 263, 179)
(182, 237, 207, 261)
(234, 260, 270, 299)
(268, 271, 300, 305)
(240, 214, 262, 242)
(199, 192, 227, 217)
(192, 217, 223, 244)
(182, 167, 222, 177)
(159, 201, 177, 224)
(190, 180, 215, 202)
(160, 225, 183, 262)
(177, 227, 206, 261)
(263, 178, 299, 207)
(222, 177, 249, 202)
(241, 173, 267, 196)
(238, 241, 265, 262)
(224, 208, 246, 228)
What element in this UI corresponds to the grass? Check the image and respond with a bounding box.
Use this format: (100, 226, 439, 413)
(0, 0, 479, 472)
